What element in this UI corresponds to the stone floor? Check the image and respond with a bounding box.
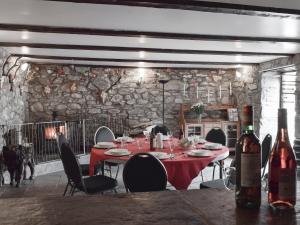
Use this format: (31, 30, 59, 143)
(0, 156, 234, 198)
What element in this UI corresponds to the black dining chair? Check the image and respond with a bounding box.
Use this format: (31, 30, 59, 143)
(56, 132, 101, 177)
(261, 134, 272, 181)
(60, 143, 117, 196)
(200, 134, 272, 189)
(152, 125, 170, 136)
(123, 153, 168, 192)
(205, 128, 227, 180)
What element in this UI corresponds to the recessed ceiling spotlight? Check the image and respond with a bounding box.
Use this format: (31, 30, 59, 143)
(21, 46, 29, 54)
(20, 63, 29, 71)
(139, 51, 145, 58)
(235, 55, 242, 62)
(235, 41, 242, 49)
(139, 36, 146, 44)
(138, 62, 145, 66)
(21, 31, 29, 40)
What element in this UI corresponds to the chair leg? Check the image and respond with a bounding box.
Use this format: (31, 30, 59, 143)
(212, 165, 216, 180)
(63, 182, 70, 196)
(109, 165, 112, 178)
(219, 160, 224, 179)
(70, 186, 76, 196)
(115, 165, 120, 179)
(200, 171, 204, 182)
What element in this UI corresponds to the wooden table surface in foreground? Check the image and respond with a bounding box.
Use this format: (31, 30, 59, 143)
(0, 189, 299, 225)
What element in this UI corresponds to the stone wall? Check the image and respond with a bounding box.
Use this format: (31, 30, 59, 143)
(0, 48, 29, 147)
(26, 64, 260, 135)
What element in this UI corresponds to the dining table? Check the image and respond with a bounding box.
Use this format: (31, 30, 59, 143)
(89, 137, 229, 190)
(0, 188, 298, 225)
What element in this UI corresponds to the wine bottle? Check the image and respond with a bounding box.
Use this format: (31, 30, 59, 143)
(150, 130, 155, 150)
(235, 105, 261, 208)
(268, 108, 297, 210)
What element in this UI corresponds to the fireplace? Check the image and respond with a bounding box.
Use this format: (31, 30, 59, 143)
(44, 125, 65, 140)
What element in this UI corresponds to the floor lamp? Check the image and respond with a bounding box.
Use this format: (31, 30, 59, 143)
(158, 78, 169, 125)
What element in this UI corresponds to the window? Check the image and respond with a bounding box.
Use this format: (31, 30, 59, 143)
(280, 72, 296, 143)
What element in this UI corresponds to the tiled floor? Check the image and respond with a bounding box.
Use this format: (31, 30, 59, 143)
(0, 156, 234, 198)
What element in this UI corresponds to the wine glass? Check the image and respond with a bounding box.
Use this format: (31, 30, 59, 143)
(169, 139, 175, 159)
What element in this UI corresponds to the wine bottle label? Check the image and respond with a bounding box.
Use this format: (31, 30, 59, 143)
(278, 169, 296, 199)
(241, 153, 261, 187)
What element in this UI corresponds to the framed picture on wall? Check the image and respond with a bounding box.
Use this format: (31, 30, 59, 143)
(227, 108, 238, 121)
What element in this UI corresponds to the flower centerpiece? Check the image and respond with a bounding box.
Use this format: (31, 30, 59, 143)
(191, 103, 205, 122)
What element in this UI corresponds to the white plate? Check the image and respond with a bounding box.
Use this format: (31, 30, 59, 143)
(94, 142, 116, 149)
(115, 137, 135, 143)
(197, 138, 207, 144)
(149, 151, 171, 160)
(187, 150, 213, 157)
(203, 143, 223, 150)
(104, 148, 131, 156)
(162, 135, 170, 141)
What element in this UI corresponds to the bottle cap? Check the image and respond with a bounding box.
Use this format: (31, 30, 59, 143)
(242, 105, 253, 127)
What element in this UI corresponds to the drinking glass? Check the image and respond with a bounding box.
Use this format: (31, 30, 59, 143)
(136, 139, 142, 152)
(223, 167, 236, 191)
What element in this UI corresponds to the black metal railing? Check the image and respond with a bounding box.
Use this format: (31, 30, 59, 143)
(0, 115, 129, 164)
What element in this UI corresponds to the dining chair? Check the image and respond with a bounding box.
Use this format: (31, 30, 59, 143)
(261, 134, 272, 188)
(94, 126, 115, 144)
(152, 125, 170, 136)
(200, 134, 272, 189)
(123, 153, 168, 192)
(94, 126, 120, 179)
(56, 132, 102, 195)
(60, 143, 117, 196)
(205, 128, 227, 180)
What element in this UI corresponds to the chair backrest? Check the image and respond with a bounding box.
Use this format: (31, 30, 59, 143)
(123, 153, 168, 192)
(205, 128, 226, 146)
(152, 125, 170, 136)
(56, 133, 68, 157)
(262, 134, 272, 169)
(94, 126, 115, 144)
(60, 143, 85, 191)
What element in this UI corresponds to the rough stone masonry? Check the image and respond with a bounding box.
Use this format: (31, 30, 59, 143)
(26, 64, 260, 135)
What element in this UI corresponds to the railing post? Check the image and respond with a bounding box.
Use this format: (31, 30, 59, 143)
(83, 119, 86, 155)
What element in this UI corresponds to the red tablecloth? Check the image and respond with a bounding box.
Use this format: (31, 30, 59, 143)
(89, 138, 229, 190)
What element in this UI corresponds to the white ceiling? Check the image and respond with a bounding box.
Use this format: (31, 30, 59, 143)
(194, 0, 300, 10)
(0, 0, 299, 68)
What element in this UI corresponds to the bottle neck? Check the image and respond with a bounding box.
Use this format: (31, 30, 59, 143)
(276, 109, 291, 145)
(244, 124, 254, 134)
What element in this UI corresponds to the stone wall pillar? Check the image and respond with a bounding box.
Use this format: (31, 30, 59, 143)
(293, 69, 300, 167)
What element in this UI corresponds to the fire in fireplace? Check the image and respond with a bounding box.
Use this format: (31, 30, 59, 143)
(44, 125, 65, 140)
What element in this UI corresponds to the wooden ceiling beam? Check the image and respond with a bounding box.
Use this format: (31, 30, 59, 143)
(0, 23, 300, 43)
(2, 42, 291, 56)
(47, 0, 300, 18)
(17, 54, 255, 65)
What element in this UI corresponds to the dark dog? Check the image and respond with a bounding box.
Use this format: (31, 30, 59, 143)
(2, 145, 24, 187)
(22, 144, 35, 180)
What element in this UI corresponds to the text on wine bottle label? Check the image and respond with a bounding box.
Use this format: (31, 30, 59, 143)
(241, 153, 261, 187)
(278, 169, 296, 199)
